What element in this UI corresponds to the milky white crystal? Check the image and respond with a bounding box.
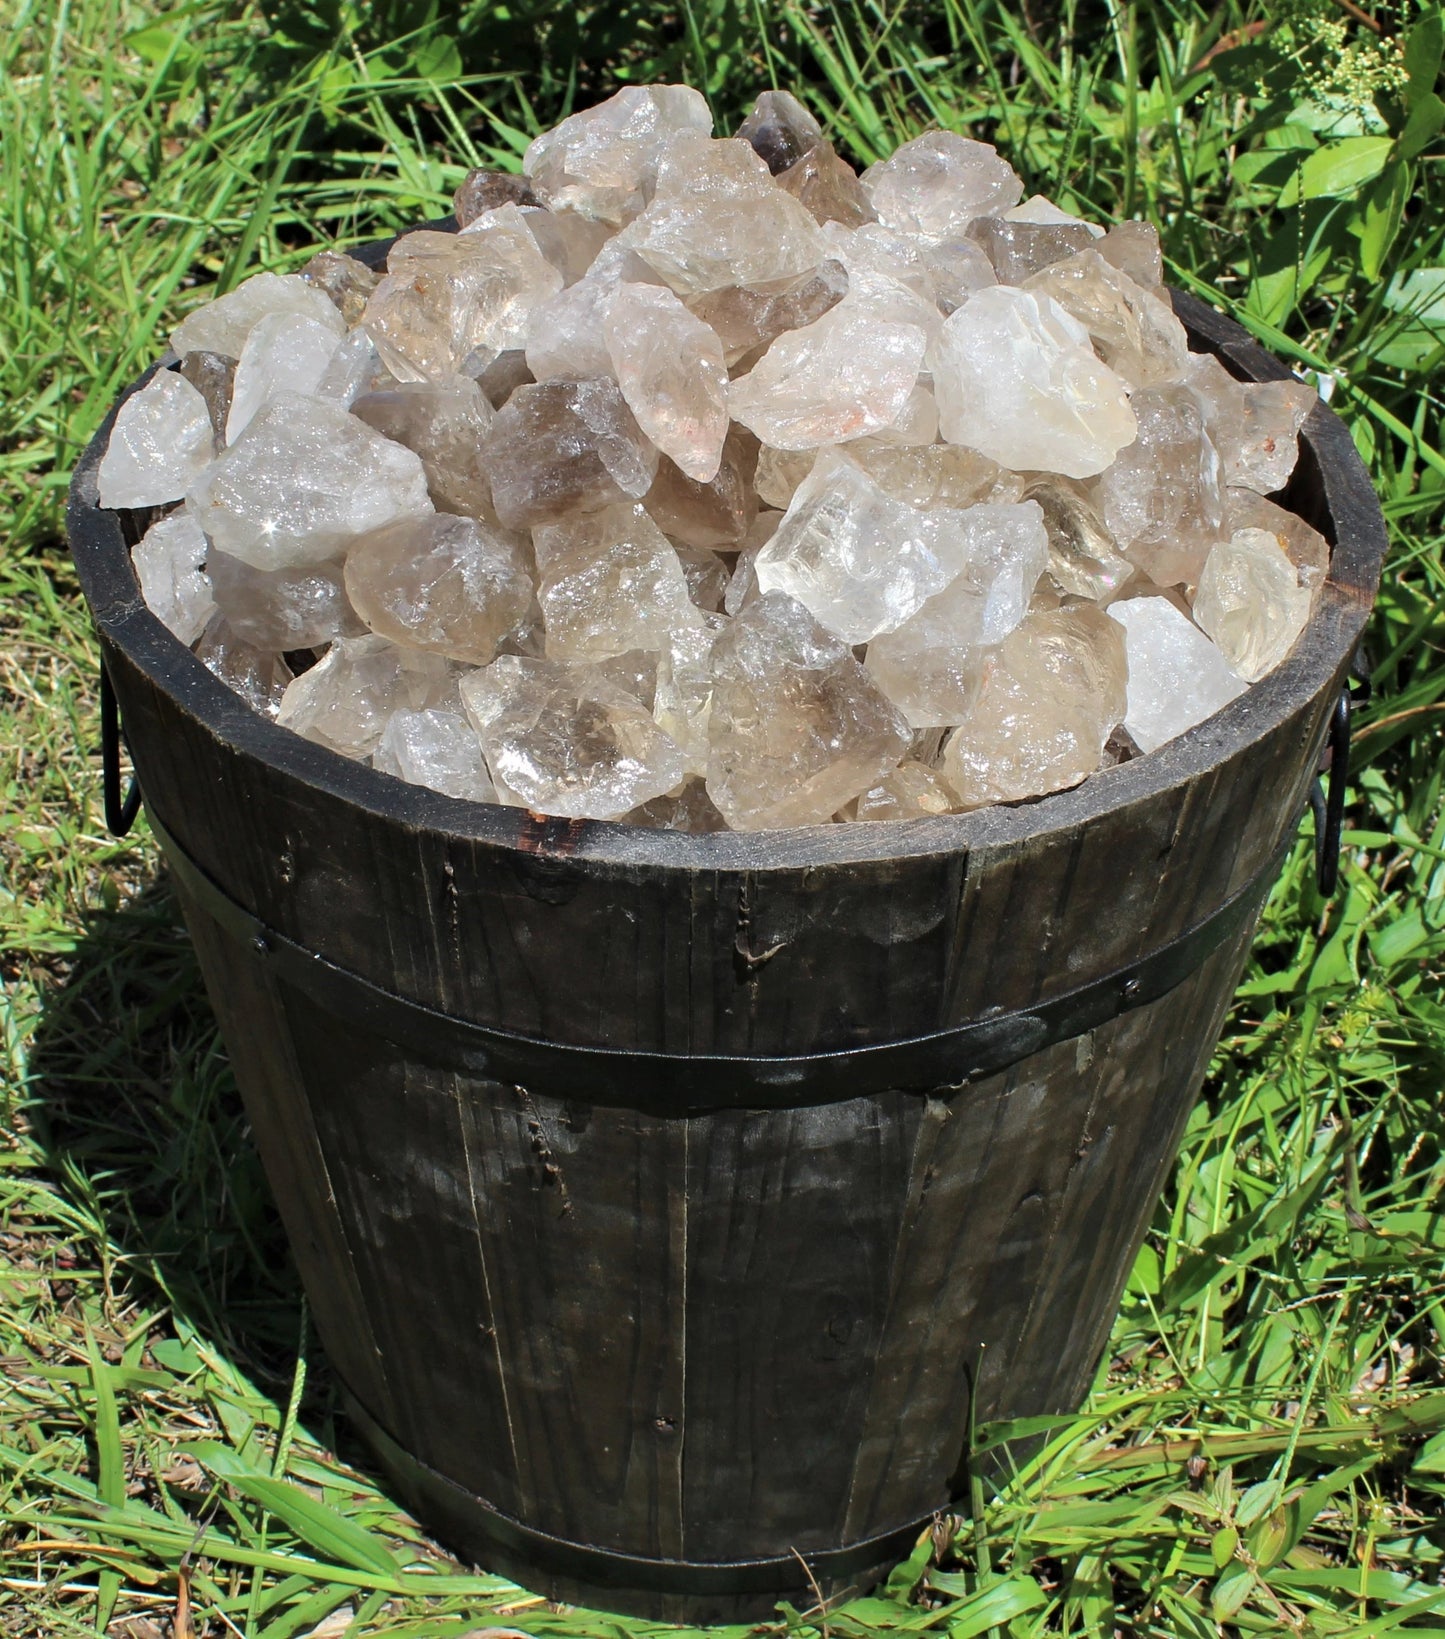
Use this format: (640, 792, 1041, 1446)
(523, 84, 714, 225)
(374, 705, 497, 802)
(861, 131, 1022, 245)
(932, 285, 1137, 479)
(132, 508, 215, 644)
(226, 311, 343, 440)
(170, 271, 345, 359)
(604, 282, 729, 480)
(276, 634, 453, 757)
(1107, 596, 1245, 753)
(1192, 528, 1313, 682)
(707, 591, 911, 830)
(460, 654, 687, 818)
(98, 371, 215, 508)
(187, 392, 433, 571)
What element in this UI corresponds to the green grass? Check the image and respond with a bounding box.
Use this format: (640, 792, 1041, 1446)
(3, 0, 1445, 1634)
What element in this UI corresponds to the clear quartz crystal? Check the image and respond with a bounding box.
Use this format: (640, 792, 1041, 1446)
(777, 143, 876, 229)
(707, 592, 911, 830)
(736, 90, 825, 174)
(316, 329, 394, 407)
(277, 634, 453, 757)
(625, 777, 729, 831)
(966, 215, 1099, 284)
(363, 214, 562, 382)
(754, 444, 816, 508)
(350, 377, 496, 518)
(206, 549, 362, 651)
(860, 131, 1023, 244)
(132, 508, 215, 644)
(460, 654, 687, 818)
(187, 392, 433, 570)
(653, 616, 722, 773)
(940, 605, 1127, 807)
(374, 705, 497, 801)
(178, 351, 235, 447)
(604, 282, 729, 480)
(1097, 220, 1164, 289)
(1022, 476, 1133, 601)
(1192, 528, 1313, 682)
(1025, 249, 1188, 390)
(854, 760, 958, 820)
(756, 449, 997, 643)
(226, 311, 343, 440)
(686, 259, 848, 367)
(932, 285, 1137, 479)
(724, 510, 782, 613)
(537, 502, 703, 660)
(644, 424, 759, 547)
(170, 271, 345, 359)
(301, 250, 380, 325)
(454, 169, 541, 226)
(865, 501, 1050, 726)
(1107, 596, 1245, 753)
(1096, 382, 1224, 587)
(484, 378, 659, 529)
(1223, 487, 1330, 589)
(344, 513, 534, 665)
(523, 84, 714, 225)
(521, 206, 613, 286)
(525, 274, 626, 382)
(850, 443, 1021, 509)
(1185, 354, 1315, 493)
(194, 614, 294, 718)
(98, 371, 216, 508)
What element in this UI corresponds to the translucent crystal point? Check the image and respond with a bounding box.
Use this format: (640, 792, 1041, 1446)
(523, 84, 713, 225)
(604, 282, 729, 480)
(301, 250, 380, 325)
(777, 142, 876, 229)
(860, 131, 1022, 245)
(277, 634, 453, 757)
(940, 605, 1127, 807)
(1192, 528, 1313, 682)
(756, 449, 992, 643)
(194, 615, 294, 718)
(1026, 249, 1188, 390)
(854, 761, 958, 820)
(525, 275, 624, 382)
(187, 392, 433, 571)
(132, 508, 215, 644)
(707, 592, 911, 830)
(1096, 383, 1223, 587)
(1186, 354, 1315, 493)
(344, 513, 533, 666)
(1107, 596, 1245, 753)
(1224, 487, 1330, 589)
(484, 378, 659, 529)
(932, 285, 1137, 479)
(374, 705, 497, 801)
(454, 168, 541, 226)
(98, 371, 215, 508)
(350, 377, 496, 518)
(226, 311, 342, 440)
(171, 271, 345, 359)
(206, 549, 362, 651)
(316, 329, 394, 407)
(865, 501, 1050, 726)
(460, 654, 687, 818)
(736, 90, 825, 174)
(643, 424, 759, 547)
(1097, 220, 1164, 289)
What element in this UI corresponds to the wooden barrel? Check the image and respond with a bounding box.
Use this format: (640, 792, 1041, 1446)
(67, 249, 1385, 1621)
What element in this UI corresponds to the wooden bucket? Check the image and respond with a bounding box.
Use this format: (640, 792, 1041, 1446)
(67, 241, 1386, 1621)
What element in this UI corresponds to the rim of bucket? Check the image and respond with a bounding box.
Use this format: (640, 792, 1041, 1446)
(66, 251, 1387, 872)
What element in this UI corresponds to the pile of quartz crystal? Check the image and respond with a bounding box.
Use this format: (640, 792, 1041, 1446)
(101, 84, 1329, 831)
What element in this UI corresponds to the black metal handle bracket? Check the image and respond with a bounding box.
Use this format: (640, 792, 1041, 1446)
(100, 661, 142, 838)
(1309, 663, 1371, 898)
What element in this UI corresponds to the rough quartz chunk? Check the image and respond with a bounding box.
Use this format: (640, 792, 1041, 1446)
(644, 424, 759, 547)
(754, 444, 816, 509)
(729, 298, 926, 450)
(1223, 487, 1330, 589)
(521, 206, 613, 285)
(724, 511, 783, 614)
(537, 503, 703, 660)
(851, 443, 1020, 509)
(707, 592, 911, 830)
(865, 501, 1050, 725)
(460, 654, 687, 818)
(98, 371, 216, 508)
(653, 617, 722, 772)
(344, 513, 534, 665)
(777, 142, 876, 229)
(132, 508, 215, 644)
(854, 761, 958, 820)
(686, 259, 848, 367)
(454, 168, 541, 226)
(194, 615, 294, 718)
(1026, 249, 1188, 390)
(756, 450, 992, 643)
(736, 90, 825, 174)
(1098, 220, 1164, 289)
(207, 550, 362, 651)
(861, 131, 1022, 245)
(484, 378, 659, 529)
(523, 85, 713, 225)
(932, 286, 1137, 479)
(524, 275, 624, 382)
(1096, 383, 1223, 587)
(374, 705, 497, 801)
(604, 282, 729, 481)
(316, 330, 394, 407)
(1005, 195, 1104, 232)
(350, 378, 496, 518)
(187, 392, 433, 570)
(177, 351, 235, 447)
(940, 606, 1127, 806)
(625, 777, 729, 831)
(363, 214, 563, 382)
(277, 634, 453, 757)
(1192, 528, 1313, 682)
(1186, 354, 1315, 493)
(301, 250, 380, 325)
(226, 311, 343, 440)
(675, 543, 733, 611)
(171, 271, 345, 359)
(1107, 596, 1245, 753)
(966, 215, 1099, 284)
(1022, 476, 1133, 601)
